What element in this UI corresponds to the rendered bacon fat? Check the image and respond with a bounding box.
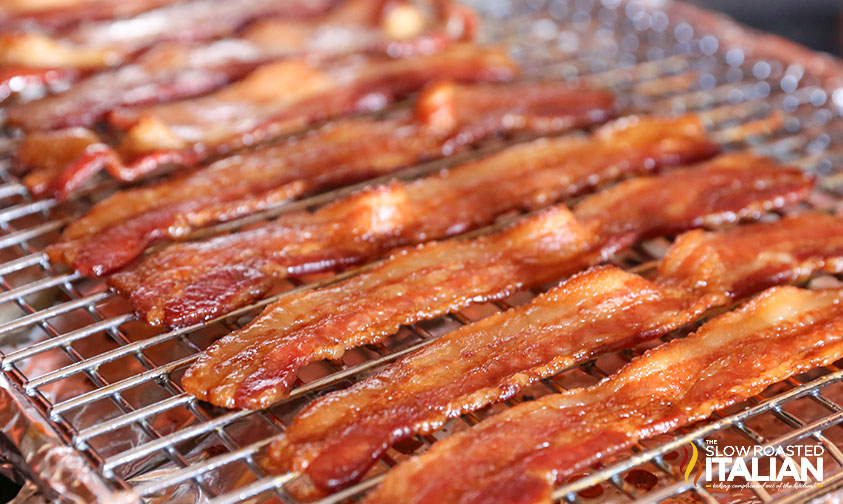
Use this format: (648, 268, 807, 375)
(6, 0, 476, 131)
(179, 153, 812, 409)
(47, 81, 616, 274)
(272, 212, 843, 494)
(17, 44, 515, 197)
(109, 114, 715, 323)
(365, 284, 843, 504)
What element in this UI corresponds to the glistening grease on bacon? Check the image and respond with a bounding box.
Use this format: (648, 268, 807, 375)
(271, 212, 843, 495)
(16, 43, 516, 197)
(6, 0, 477, 130)
(179, 153, 812, 409)
(364, 285, 843, 504)
(108, 114, 716, 323)
(48, 81, 617, 274)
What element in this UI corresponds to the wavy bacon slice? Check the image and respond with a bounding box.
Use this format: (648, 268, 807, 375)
(15, 44, 515, 197)
(48, 81, 617, 273)
(108, 44, 514, 155)
(365, 284, 843, 504)
(179, 153, 812, 409)
(6, 41, 263, 131)
(5, 0, 475, 130)
(271, 212, 843, 494)
(108, 114, 716, 324)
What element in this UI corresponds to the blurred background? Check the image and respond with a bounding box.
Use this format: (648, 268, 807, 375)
(0, 0, 842, 503)
(689, 0, 843, 56)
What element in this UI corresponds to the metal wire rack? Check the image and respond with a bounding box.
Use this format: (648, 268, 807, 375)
(2, 0, 843, 503)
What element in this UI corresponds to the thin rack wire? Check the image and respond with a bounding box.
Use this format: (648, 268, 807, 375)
(1, 1, 843, 503)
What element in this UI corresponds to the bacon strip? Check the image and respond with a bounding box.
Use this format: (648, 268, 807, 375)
(108, 44, 514, 155)
(108, 114, 716, 324)
(179, 153, 812, 409)
(6, 44, 260, 131)
(5, 0, 476, 130)
(364, 284, 843, 504)
(271, 212, 843, 494)
(48, 81, 617, 273)
(16, 44, 515, 197)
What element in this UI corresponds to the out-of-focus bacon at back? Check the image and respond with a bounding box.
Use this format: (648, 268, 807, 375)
(179, 153, 812, 409)
(365, 285, 843, 504)
(5, 0, 477, 130)
(6, 40, 264, 131)
(48, 81, 617, 273)
(108, 44, 515, 156)
(107, 114, 715, 325)
(15, 44, 516, 197)
(271, 212, 843, 496)
(0, 65, 78, 102)
(0, 0, 184, 33)
(0, 0, 340, 103)
(0, 0, 337, 69)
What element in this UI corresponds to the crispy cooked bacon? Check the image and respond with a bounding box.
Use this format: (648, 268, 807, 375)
(16, 44, 515, 197)
(14, 127, 102, 196)
(5, 0, 476, 130)
(179, 153, 812, 409)
(7, 42, 268, 131)
(271, 212, 843, 494)
(364, 284, 843, 504)
(108, 114, 716, 324)
(107, 44, 514, 155)
(48, 81, 617, 273)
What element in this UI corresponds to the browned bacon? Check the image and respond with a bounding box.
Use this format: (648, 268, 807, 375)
(271, 212, 843, 494)
(48, 81, 617, 272)
(107, 44, 514, 155)
(16, 44, 516, 196)
(364, 284, 843, 504)
(5, 0, 476, 130)
(108, 114, 716, 324)
(179, 153, 812, 409)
